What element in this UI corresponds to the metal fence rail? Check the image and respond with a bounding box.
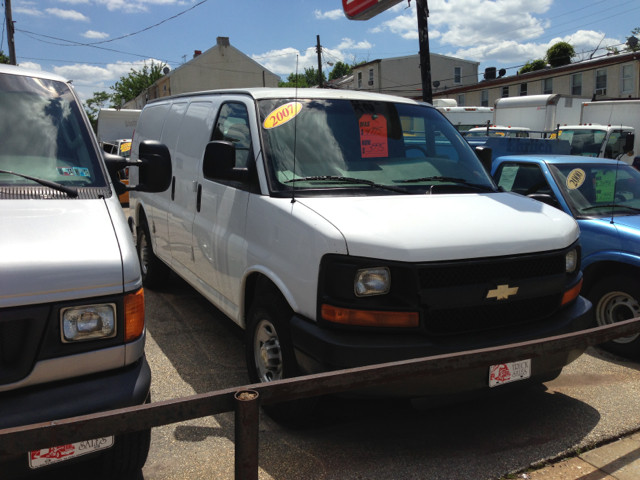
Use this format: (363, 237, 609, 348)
(1, 319, 640, 479)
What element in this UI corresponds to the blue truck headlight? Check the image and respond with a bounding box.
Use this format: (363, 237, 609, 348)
(61, 304, 117, 342)
(566, 249, 578, 273)
(354, 267, 391, 297)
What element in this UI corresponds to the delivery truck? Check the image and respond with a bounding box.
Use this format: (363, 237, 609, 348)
(436, 106, 494, 133)
(96, 108, 141, 144)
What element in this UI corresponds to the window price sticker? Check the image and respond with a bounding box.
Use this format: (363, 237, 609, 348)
(359, 114, 388, 158)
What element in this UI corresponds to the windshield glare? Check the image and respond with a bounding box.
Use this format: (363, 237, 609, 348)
(557, 129, 606, 157)
(258, 99, 494, 194)
(0, 73, 105, 187)
(549, 163, 640, 216)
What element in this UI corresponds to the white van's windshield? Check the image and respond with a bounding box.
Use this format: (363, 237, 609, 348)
(0, 73, 106, 188)
(258, 99, 495, 195)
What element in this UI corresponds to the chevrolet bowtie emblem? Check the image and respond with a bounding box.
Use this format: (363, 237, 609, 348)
(487, 284, 519, 300)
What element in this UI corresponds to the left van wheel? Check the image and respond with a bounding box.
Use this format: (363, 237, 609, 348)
(137, 221, 170, 289)
(245, 295, 318, 422)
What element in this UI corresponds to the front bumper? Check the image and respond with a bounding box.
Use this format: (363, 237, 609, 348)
(0, 356, 151, 477)
(291, 296, 592, 397)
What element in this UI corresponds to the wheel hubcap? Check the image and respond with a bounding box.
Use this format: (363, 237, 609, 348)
(139, 234, 149, 275)
(596, 291, 640, 344)
(254, 320, 283, 382)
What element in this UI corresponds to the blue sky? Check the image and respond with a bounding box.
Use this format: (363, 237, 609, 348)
(5, 0, 639, 102)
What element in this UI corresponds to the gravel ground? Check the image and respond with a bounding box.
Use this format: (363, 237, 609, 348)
(137, 273, 640, 480)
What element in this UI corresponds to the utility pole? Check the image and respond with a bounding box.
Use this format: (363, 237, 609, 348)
(316, 35, 323, 88)
(5, 0, 17, 65)
(416, 0, 432, 103)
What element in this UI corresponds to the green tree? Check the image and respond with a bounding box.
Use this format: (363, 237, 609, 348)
(278, 73, 310, 88)
(545, 42, 576, 68)
(303, 66, 327, 87)
(627, 27, 639, 52)
(0, 50, 10, 65)
(518, 59, 547, 74)
(84, 91, 112, 132)
(110, 62, 166, 107)
(328, 61, 352, 80)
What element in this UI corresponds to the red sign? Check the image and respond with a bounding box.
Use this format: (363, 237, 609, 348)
(359, 114, 389, 158)
(342, 0, 404, 21)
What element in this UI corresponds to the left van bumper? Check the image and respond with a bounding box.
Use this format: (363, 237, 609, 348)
(290, 296, 592, 397)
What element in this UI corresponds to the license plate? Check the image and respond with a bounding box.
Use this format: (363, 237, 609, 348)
(29, 436, 114, 469)
(489, 359, 531, 387)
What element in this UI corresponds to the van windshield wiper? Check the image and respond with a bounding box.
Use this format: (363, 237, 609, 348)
(0, 169, 79, 198)
(284, 176, 413, 194)
(399, 176, 496, 192)
(582, 204, 640, 213)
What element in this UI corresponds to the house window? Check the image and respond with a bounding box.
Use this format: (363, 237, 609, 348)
(458, 93, 465, 106)
(543, 78, 553, 94)
(502, 86, 509, 98)
(622, 64, 634, 93)
(368, 68, 374, 86)
(357, 71, 362, 89)
(520, 83, 527, 96)
(481, 90, 489, 106)
(571, 73, 582, 96)
(595, 69, 607, 95)
(454, 67, 461, 84)
(163, 84, 167, 93)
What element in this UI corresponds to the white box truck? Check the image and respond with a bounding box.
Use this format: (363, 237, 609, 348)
(96, 108, 141, 144)
(493, 94, 587, 137)
(436, 106, 494, 133)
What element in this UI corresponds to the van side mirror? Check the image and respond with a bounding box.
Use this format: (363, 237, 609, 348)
(202, 141, 249, 182)
(527, 193, 561, 210)
(474, 146, 493, 173)
(624, 133, 635, 154)
(103, 140, 172, 194)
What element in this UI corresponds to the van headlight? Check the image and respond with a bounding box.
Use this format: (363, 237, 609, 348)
(354, 267, 391, 297)
(61, 304, 117, 342)
(566, 249, 578, 273)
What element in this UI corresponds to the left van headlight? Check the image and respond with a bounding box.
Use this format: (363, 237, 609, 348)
(61, 304, 117, 342)
(566, 249, 578, 273)
(354, 267, 391, 297)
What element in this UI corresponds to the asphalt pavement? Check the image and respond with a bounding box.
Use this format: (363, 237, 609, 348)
(137, 273, 640, 480)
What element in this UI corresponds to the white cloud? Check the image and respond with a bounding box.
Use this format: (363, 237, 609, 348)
(94, 0, 189, 13)
(370, 8, 441, 40)
(19, 62, 42, 70)
(45, 8, 90, 21)
(82, 30, 110, 39)
(252, 48, 320, 76)
(57, 0, 90, 3)
(53, 59, 166, 84)
(14, 7, 44, 16)
(314, 9, 344, 20)
(449, 30, 621, 64)
(335, 38, 373, 50)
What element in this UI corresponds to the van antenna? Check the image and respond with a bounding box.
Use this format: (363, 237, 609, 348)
(291, 55, 299, 204)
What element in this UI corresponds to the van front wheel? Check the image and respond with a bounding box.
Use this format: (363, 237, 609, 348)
(137, 221, 170, 289)
(245, 296, 318, 422)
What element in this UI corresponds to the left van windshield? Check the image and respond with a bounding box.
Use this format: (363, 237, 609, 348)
(0, 73, 105, 187)
(258, 98, 494, 195)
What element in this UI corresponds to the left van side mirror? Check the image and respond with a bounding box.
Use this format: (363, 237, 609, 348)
(474, 146, 493, 173)
(104, 140, 172, 194)
(202, 141, 249, 182)
(624, 133, 635, 154)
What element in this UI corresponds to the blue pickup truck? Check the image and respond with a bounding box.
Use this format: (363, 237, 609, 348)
(492, 155, 640, 358)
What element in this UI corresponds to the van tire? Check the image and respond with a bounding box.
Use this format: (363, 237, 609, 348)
(137, 221, 170, 289)
(97, 428, 151, 479)
(587, 276, 640, 359)
(245, 295, 318, 422)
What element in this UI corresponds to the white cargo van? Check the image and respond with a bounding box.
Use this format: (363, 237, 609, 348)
(130, 88, 591, 420)
(0, 64, 171, 478)
(436, 106, 494, 133)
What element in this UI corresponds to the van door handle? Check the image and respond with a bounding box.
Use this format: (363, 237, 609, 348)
(171, 176, 176, 201)
(196, 184, 202, 213)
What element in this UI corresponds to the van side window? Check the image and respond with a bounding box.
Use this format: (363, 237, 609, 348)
(213, 103, 252, 168)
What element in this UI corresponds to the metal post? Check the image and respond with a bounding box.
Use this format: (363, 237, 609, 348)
(5, 0, 17, 65)
(316, 35, 323, 88)
(416, 0, 432, 103)
(234, 390, 259, 480)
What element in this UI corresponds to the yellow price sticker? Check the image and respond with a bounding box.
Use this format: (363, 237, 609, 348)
(120, 142, 132, 153)
(263, 102, 302, 130)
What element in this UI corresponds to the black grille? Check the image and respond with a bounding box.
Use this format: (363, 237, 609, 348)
(425, 294, 563, 335)
(418, 254, 565, 289)
(0, 186, 111, 200)
(0, 320, 30, 369)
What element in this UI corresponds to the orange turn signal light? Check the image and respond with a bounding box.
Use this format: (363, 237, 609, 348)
(562, 279, 583, 306)
(124, 288, 145, 342)
(321, 304, 419, 328)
